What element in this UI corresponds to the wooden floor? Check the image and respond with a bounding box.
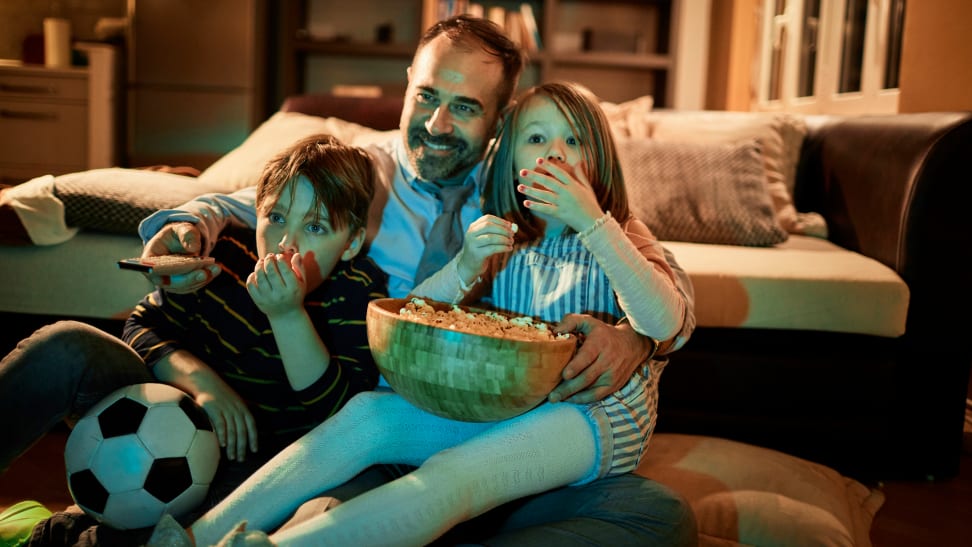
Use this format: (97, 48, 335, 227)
(2, 424, 971, 546)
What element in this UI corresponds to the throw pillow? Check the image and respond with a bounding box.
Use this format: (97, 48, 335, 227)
(197, 111, 391, 191)
(644, 111, 825, 236)
(0, 168, 222, 245)
(617, 139, 788, 247)
(637, 434, 885, 547)
(600, 94, 654, 141)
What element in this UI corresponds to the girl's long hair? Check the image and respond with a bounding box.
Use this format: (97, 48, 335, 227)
(483, 81, 631, 242)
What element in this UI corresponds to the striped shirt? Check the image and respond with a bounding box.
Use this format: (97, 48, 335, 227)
(484, 228, 662, 478)
(123, 227, 388, 453)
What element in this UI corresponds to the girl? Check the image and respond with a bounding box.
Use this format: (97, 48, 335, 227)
(149, 82, 690, 547)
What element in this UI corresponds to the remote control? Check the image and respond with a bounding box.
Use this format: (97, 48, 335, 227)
(117, 255, 216, 275)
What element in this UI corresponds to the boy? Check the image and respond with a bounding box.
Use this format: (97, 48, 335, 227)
(0, 135, 387, 545)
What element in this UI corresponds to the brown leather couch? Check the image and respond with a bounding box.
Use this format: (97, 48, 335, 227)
(282, 95, 972, 481)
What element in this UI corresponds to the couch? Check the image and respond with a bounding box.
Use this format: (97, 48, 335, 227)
(1, 94, 970, 546)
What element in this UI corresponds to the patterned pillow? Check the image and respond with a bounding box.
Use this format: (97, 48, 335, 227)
(618, 139, 788, 247)
(643, 110, 827, 237)
(54, 168, 223, 236)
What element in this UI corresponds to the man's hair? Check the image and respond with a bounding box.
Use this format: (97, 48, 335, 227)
(418, 14, 526, 111)
(484, 81, 631, 241)
(256, 134, 375, 233)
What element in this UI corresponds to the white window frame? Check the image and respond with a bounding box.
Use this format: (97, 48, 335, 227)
(755, 0, 901, 114)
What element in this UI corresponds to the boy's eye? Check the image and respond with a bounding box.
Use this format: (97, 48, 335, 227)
(307, 223, 330, 235)
(269, 212, 285, 224)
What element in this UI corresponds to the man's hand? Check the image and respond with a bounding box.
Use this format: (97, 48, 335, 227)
(141, 221, 220, 293)
(548, 314, 652, 404)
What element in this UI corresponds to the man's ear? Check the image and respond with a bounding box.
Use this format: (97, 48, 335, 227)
(406, 66, 412, 82)
(341, 228, 366, 261)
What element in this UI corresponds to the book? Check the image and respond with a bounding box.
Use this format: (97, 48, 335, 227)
(505, 11, 524, 48)
(519, 3, 542, 52)
(331, 84, 382, 98)
(487, 6, 506, 30)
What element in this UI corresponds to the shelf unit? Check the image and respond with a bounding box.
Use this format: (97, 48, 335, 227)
(127, 0, 267, 170)
(281, 0, 679, 106)
(0, 44, 120, 185)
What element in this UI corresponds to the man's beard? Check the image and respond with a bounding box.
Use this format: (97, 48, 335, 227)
(405, 127, 476, 181)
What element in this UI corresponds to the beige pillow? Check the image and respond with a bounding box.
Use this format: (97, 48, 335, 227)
(644, 111, 818, 236)
(600, 94, 654, 141)
(618, 139, 788, 247)
(637, 434, 885, 547)
(197, 111, 387, 191)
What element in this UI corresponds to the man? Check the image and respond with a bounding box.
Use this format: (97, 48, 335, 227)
(139, 15, 698, 546)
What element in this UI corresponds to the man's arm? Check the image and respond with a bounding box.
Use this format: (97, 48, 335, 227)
(136, 187, 259, 292)
(138, 186, 259, 255)
(549, 242, 696, 404)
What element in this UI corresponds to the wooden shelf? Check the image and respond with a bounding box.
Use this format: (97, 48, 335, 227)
(280, 0, 679, 106)
(292, 40, 417, 58)
(549, 51, 673, 70)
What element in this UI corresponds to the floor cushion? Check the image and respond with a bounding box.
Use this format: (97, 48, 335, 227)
(637, 434, 885, 546)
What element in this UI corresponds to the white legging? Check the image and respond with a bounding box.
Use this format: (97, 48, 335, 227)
(189, 391, 597, 547)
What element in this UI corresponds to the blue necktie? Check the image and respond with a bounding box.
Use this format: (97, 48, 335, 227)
(413, 181, 474, 285)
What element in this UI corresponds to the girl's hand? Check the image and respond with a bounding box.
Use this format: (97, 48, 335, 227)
(247, 253, 307, 318)
(518, 157, 604, 232)
(456, 214, 516, 283)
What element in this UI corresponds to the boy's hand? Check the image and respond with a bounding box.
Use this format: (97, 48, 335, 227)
(193, 379, 259, 462)
(456, 215, 516, 283)
(141, 222, 221, 293)
(247, 252, 307, 317)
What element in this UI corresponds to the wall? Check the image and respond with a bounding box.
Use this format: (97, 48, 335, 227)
(705, 0, 758, 111)
(0, 0, 125, 62)
(897, 0, 972, 113)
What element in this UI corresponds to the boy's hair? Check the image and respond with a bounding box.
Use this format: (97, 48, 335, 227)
(256, 134, 375, 233)
(418, 15, 526, 113)
(484, 81, 631, 241)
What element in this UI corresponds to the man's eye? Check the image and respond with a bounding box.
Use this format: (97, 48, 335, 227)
(417, 92, 437, 105)
(451, 103, 477, 116)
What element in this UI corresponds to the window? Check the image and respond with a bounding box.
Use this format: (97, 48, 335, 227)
(756, 0, 905, 114)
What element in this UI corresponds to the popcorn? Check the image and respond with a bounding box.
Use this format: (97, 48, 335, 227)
(400, 298, 568, 342)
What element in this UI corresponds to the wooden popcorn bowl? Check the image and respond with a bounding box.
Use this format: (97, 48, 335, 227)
(366, 298, 577, 422)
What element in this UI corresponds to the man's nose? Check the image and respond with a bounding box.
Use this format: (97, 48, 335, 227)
(425, 106, 454, 135)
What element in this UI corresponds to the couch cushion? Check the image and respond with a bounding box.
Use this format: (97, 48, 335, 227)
(618, 139, 788, 247)
(0, 231, 151, 319)
(637, 434, 885, 547)
(664, 236, 908, 337)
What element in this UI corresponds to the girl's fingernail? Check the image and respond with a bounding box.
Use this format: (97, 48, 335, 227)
(520, 169, 528, 176)
(537, 157, 544, 164)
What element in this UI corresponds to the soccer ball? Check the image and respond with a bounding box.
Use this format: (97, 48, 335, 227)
(64, 383, 220, 530)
